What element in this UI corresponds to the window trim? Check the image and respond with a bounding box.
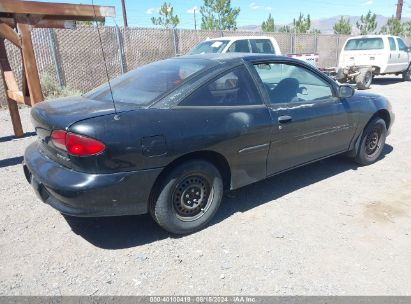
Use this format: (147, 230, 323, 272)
(248, 59, 338, 107)
(344, 37, 384, 51)
(226, 39, 252, 53)
(250, 39, 276, 54)
(388, 37, 397, 52)
(396, 38, 407, 52)
(177, 64, 264, 108)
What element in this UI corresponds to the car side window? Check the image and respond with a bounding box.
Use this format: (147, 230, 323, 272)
(253, 39, 275, 54)
(397, 38, 407, 51)
(253, 63, 333, 104)
(179, 66, 262, 106)
(388, 37, 397, 51)
(227, 40, 251, 53)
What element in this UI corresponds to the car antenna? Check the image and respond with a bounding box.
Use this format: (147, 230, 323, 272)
(91, 0, 119, 120)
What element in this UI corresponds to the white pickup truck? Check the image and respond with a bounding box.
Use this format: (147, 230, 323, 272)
(334, 35, 411, 89)
(188, 36, 320, 67)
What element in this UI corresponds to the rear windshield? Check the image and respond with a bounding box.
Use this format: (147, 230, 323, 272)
(189, 40, 229, 55)
(84, 59, 211, 105)
(344, 38, 384, 50)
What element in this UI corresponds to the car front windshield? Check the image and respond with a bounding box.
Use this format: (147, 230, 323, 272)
(344, 38, 384, 50)
(189, 40, 229, 55)
(84, 59, 211, 105)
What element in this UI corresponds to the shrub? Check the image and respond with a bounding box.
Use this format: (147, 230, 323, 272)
(40, 73, 81, 99)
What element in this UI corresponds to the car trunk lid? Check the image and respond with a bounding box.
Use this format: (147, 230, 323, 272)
(31, 96, 134, 169)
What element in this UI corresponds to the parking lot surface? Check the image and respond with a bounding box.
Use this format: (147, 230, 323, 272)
(1, 77, 411, 295)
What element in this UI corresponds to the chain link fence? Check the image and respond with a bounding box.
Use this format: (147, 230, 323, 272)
(1, 26, 411, 106)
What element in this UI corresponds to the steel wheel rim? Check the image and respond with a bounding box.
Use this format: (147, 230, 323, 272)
(365, 127, 382, 156)
(172, 174, 213, 222)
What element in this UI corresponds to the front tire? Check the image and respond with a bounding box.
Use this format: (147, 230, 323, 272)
(355, 118, 387, 166)
(402, 65, 411, 81)
(356, 68, 373, 90)
(151, 160, 223, 234)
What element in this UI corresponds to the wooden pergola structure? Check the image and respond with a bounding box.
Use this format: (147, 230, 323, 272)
(0, 0, 115, 137)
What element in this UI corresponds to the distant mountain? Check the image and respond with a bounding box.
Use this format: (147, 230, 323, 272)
(238, 15, 411, 34)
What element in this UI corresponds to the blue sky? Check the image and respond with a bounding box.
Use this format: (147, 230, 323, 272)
(37, 0, 411, 28)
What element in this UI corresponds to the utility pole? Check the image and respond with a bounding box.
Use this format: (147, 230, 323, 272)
(121, 0, 128, 27)
(193, 8, 197, 30)
(396, 0, 404, 20)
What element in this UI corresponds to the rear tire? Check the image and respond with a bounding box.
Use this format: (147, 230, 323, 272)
(151, 160, 223, 235)
(356, 68, 373, 90)
(402, 65, 411, 81)
(354, 118, 387, 166)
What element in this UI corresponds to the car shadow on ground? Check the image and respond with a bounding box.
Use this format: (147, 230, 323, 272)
(65, 144, 393, 250)
(372, 77, 404, 86)
(0, 156, 24, 169)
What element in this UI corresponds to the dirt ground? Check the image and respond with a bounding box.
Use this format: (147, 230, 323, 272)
(0, 77, 410, 296)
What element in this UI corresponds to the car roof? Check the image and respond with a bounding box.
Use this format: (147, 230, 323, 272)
(178, 53, 287, 64)
(347, 35, 399, 39)
(206, 36, 273, 41)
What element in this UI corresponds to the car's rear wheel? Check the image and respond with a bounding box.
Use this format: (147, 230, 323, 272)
(151, 160, 223, 234)
(356, 68, 373, 90)
(402, 65, 411, 81)
(354, 118, 387, 166)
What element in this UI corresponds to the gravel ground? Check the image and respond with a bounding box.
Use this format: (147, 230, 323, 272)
(0, 77, 411, 296)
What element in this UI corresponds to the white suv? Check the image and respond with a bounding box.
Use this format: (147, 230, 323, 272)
(189, 36, 282, 55)
(189, 36, 320, 67)
(337, 35, 411, 89)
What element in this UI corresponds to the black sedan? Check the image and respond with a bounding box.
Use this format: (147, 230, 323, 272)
(23, 54, 394, 234)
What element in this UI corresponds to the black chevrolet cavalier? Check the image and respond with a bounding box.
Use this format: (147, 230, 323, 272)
(23, 54, 394, 234)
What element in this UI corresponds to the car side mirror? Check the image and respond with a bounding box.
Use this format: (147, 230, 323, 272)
(338, 85, 355, 98)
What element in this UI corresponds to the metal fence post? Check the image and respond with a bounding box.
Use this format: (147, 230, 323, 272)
(314, 32, 318, 53)
(172, 28, 178, 56)
(336, 35, 340, 67)
(48, 28, 65, 87)
(294, 28, 297, 53)
(115, 25, 127, 73)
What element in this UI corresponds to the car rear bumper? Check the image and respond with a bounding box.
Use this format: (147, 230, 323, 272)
(23, 142, 163, 217)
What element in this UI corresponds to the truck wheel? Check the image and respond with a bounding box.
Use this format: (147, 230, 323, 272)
(151, 160, 223, 235)
(402, 65, 411, 81)
(354, 118, 386, 166)
(355, 68, 373, 90)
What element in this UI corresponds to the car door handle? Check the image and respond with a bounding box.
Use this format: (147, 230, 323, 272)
(278, 115, 292, 124)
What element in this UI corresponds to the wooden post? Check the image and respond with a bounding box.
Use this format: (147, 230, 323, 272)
(17, 16, 44, 106)
(0, 38, 23, 137)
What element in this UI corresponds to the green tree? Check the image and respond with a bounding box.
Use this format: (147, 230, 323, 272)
(403, 21, 411, 37)
(380, 16, 403, 36)
(151, 2, 180, 29)
(310, 28, 321, 34)
(200, 0, 240, 31)
(356, 10, 377, 35)
(261, 13, 275, 32)
(278, 25, 292, 33)
(293, 13, 311, 33)
(333, 16, 352, 35)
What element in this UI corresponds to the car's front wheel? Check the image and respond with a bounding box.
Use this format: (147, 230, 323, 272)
(151, 160, 223, 234)
(355, 118, 387, 166)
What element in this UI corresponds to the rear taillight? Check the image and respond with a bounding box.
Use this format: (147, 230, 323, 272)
(50, 130, 67, 151)
(50, 130, 105, 156)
